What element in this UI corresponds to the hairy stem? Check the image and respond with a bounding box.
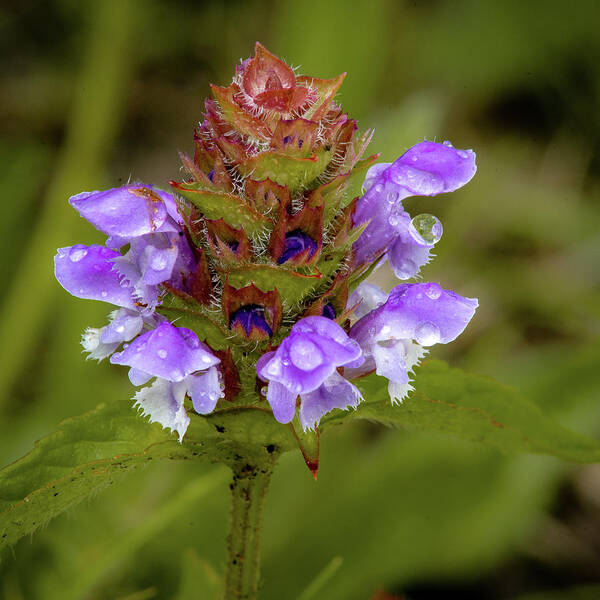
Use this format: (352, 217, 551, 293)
(223, 459, 276, 600)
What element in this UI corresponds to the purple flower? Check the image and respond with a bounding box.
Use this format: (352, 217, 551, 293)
(230, 305, 273, 337)
(54, 244, 137, 308)
(353, 141, 476, 279)
(347, 282, 478, 402)
(70, 185, 182, 248)
(256, 316, 364, 430)
(277, 230, 318, 264)
(82, 308, 146, 361)
(67, 184, 195, 309)
(111, 322, 223, 441)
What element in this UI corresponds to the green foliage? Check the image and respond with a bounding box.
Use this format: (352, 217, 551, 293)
(325, 361, 600, 462)
(236, 150, 333, 194)
(174, 184, 269, 236)
(0, 401, 190, 550)
(225, 264, 322, 305)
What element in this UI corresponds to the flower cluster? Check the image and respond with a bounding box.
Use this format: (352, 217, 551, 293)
(54, 43, 478, 442)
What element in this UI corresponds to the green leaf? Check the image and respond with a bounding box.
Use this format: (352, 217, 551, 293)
(324, 360, 600, 462)
(236, 149, 333, 194)
(0, 401, 193, 550)
(0, 398, 297, 551)
(225, 264, 322, 305)
(173, 183, 269, 236)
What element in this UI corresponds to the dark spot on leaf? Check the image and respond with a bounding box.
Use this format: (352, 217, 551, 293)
(266, 444, 275, 454)
(215, 425, 226, 433)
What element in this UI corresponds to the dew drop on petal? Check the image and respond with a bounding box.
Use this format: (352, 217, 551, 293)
(386, 188, 399, 204)
(101, 291, 108, 298)
(289, 338, 322, 371)
(157, 349, 167, 359)
(115, 325, 125, 333)
(266, 361, 281, 377)
(443, 140, 454, 147)
(415, 321, 441, 346)
(425, 285, 442, 300)
(409, 214, 443, 245)
(394, 258, 417, 280)
(388, 213, 401, 227)
(201, 354, 213, 364)
(69, 247, 88, 262)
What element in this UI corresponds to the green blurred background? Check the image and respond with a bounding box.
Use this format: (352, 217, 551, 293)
(1, 1, 600, 598)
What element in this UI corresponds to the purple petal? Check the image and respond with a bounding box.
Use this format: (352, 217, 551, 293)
(387, 141, 476, 196)
(257, 317, 363, 395)
(387, 223, 434, 280)
(70, 185, 179, 241)
(133, 378, 190, 442)
(81, 328, 119, 361)
(54, 245, 135, 308)
(129, 368, 153, 386)
(110, 322, 219, 382)
(299, 372, 363, 431)
(100, 309, 143, 344)
(371, 340, 409, 384)
(350, 282, 478, 347)
(353, 141, 476, 264)
(266, 380, 298, 424)
(348, 283, 388, 319)
(189, 367, 223, 414)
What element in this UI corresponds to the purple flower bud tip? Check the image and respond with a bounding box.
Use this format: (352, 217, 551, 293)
(277, 230, 318, 264)
(257, 316, 364, 430)
(230, 305, 273, 337)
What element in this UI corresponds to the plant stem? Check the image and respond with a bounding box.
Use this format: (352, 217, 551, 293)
(223, 460, 275, 600)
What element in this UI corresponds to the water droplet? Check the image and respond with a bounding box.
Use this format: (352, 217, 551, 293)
(388, 213, 401, 227)
(443, 140, 454, 147)
(289, 338, 322, 371)
(157, 349, 167, 359)
(201, 355, 213, 364)
(409, 214, 443, 245)
(394, 259, 417, 280)
(386, 188, 399, 204)
(411, 155, 418, 162)
(266, 361, 281, 376)
(260, 386, 267, 397)
(425, 285, 442, 300)
(115, 325, 125, 333)
(415, 321, 441, 346)
(101, 291, 108, 298)
(69, 247, 88, 262)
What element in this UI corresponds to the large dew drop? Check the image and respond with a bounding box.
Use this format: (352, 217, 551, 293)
(409, 214, 443, 246)
(414, 321, 441, 346)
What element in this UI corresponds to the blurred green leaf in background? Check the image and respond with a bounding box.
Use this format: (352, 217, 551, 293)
(1, 0, 599, 598)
